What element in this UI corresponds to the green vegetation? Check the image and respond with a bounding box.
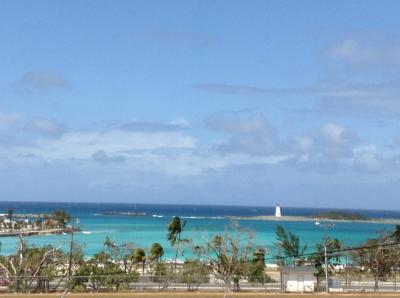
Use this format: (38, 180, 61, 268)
(275, 225, 307, 265)
(51, 209, 72, 228)
(196, 223, 257, 297)
(74, 251, 139, 291)
(149, 242, 164, 263)
(131, 248, 146, 274)
(179, 260, 210, 291)
(312, 211, 369, 220)
(0, 236, 74, 293)
(351, 232, 400, 291)
(247, 248, 273, 284)
(391, 224, 400, 241)
(310, 237, 342, 290)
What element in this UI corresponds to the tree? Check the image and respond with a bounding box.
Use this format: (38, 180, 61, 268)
(275, 225, 307, 265)
(248, 247, 270, 284)
(391, 225, 400, 242)
(103, 237, 135, 275)
(74, 250, 138, 292)
(7, 208, 13, 230)
(51, 210, 71, 228)
(167, 216, 187, 269)
(0, 236, 65, 293)
(149, 243, 164, 264)
(179, 259, 210, 291)
(352, 234, 398, 291)
(132, 248, 146, 274)
(310, 237, 342, 290)
(201, 223, 254, 298)
(148, 243, 168, 289)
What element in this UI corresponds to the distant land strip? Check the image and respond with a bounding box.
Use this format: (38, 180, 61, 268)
(229, 215, 400, 225)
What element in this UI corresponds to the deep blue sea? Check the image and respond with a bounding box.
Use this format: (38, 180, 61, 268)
(0, 201, 399, 261)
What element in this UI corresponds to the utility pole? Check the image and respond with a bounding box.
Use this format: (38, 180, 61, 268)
(315, 221, 334, 293)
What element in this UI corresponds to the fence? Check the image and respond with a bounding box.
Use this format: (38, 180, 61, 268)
(1, 273, 400, 293)
(0, 275, 281, 293)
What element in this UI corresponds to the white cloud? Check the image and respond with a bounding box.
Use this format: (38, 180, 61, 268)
(352, 146, 382, 170)
(0, 108, 397, 186)
(92, 150, 125, 163)
(294, 81, 400, 117)
(24, 117, 65, 137)
(327, 38, 400, 67)
(17, 71, 69, 92)
(288, 123, 362, 171)
(320, 123, 357, 145)
(16, 129, 196, 161)
(206, 112, 280, 156)
(193, 83, 266, 95)
(318, 90, 400, 120)
(206, 112, 276, 135)
(329, 39, 360, 58)
(0, 111, 24, 130)
(169, 117, 189, 127)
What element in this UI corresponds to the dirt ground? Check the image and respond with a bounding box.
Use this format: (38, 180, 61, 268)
(0, 293, 399, 298)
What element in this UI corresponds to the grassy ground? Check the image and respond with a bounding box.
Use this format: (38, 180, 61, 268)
(0, 293, 399, 298)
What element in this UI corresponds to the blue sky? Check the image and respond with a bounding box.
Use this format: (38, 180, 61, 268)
(1, 0, 400, 209)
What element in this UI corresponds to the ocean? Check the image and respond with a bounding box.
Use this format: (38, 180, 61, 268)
(0, 201, 399, 260)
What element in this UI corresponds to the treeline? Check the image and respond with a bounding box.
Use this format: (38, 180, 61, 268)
(311, 211, 369, 220)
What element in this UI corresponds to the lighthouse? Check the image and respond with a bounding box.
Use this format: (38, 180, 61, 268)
(275, 204, 282, 217)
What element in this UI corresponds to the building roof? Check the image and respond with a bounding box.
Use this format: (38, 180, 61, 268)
(282, 266, 316, 274)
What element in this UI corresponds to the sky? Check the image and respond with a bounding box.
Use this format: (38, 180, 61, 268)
(1, 0, 400, 209)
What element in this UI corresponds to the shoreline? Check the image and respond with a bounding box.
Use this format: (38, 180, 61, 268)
(0, 228, 77, 238)
(228, 215, 400, 225)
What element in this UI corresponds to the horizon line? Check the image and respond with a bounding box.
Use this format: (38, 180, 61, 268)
(0, 200, 398, 213)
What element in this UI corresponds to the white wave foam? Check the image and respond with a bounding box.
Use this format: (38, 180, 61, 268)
(83, 229, 117, 234)
(181, 216, 225, 220)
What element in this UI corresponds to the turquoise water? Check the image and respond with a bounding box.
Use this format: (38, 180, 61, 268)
(0, 202, 397, 260)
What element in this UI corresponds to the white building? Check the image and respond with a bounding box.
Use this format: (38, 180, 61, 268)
(281, 266, 316, 292)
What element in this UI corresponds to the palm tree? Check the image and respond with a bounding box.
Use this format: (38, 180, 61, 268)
(133, 248, 146, 274)
(149, 243, 164, 263)
(167, 216, 186, 269)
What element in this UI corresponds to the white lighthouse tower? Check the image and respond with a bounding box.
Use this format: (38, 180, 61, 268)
(275, 204, 282, 217)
